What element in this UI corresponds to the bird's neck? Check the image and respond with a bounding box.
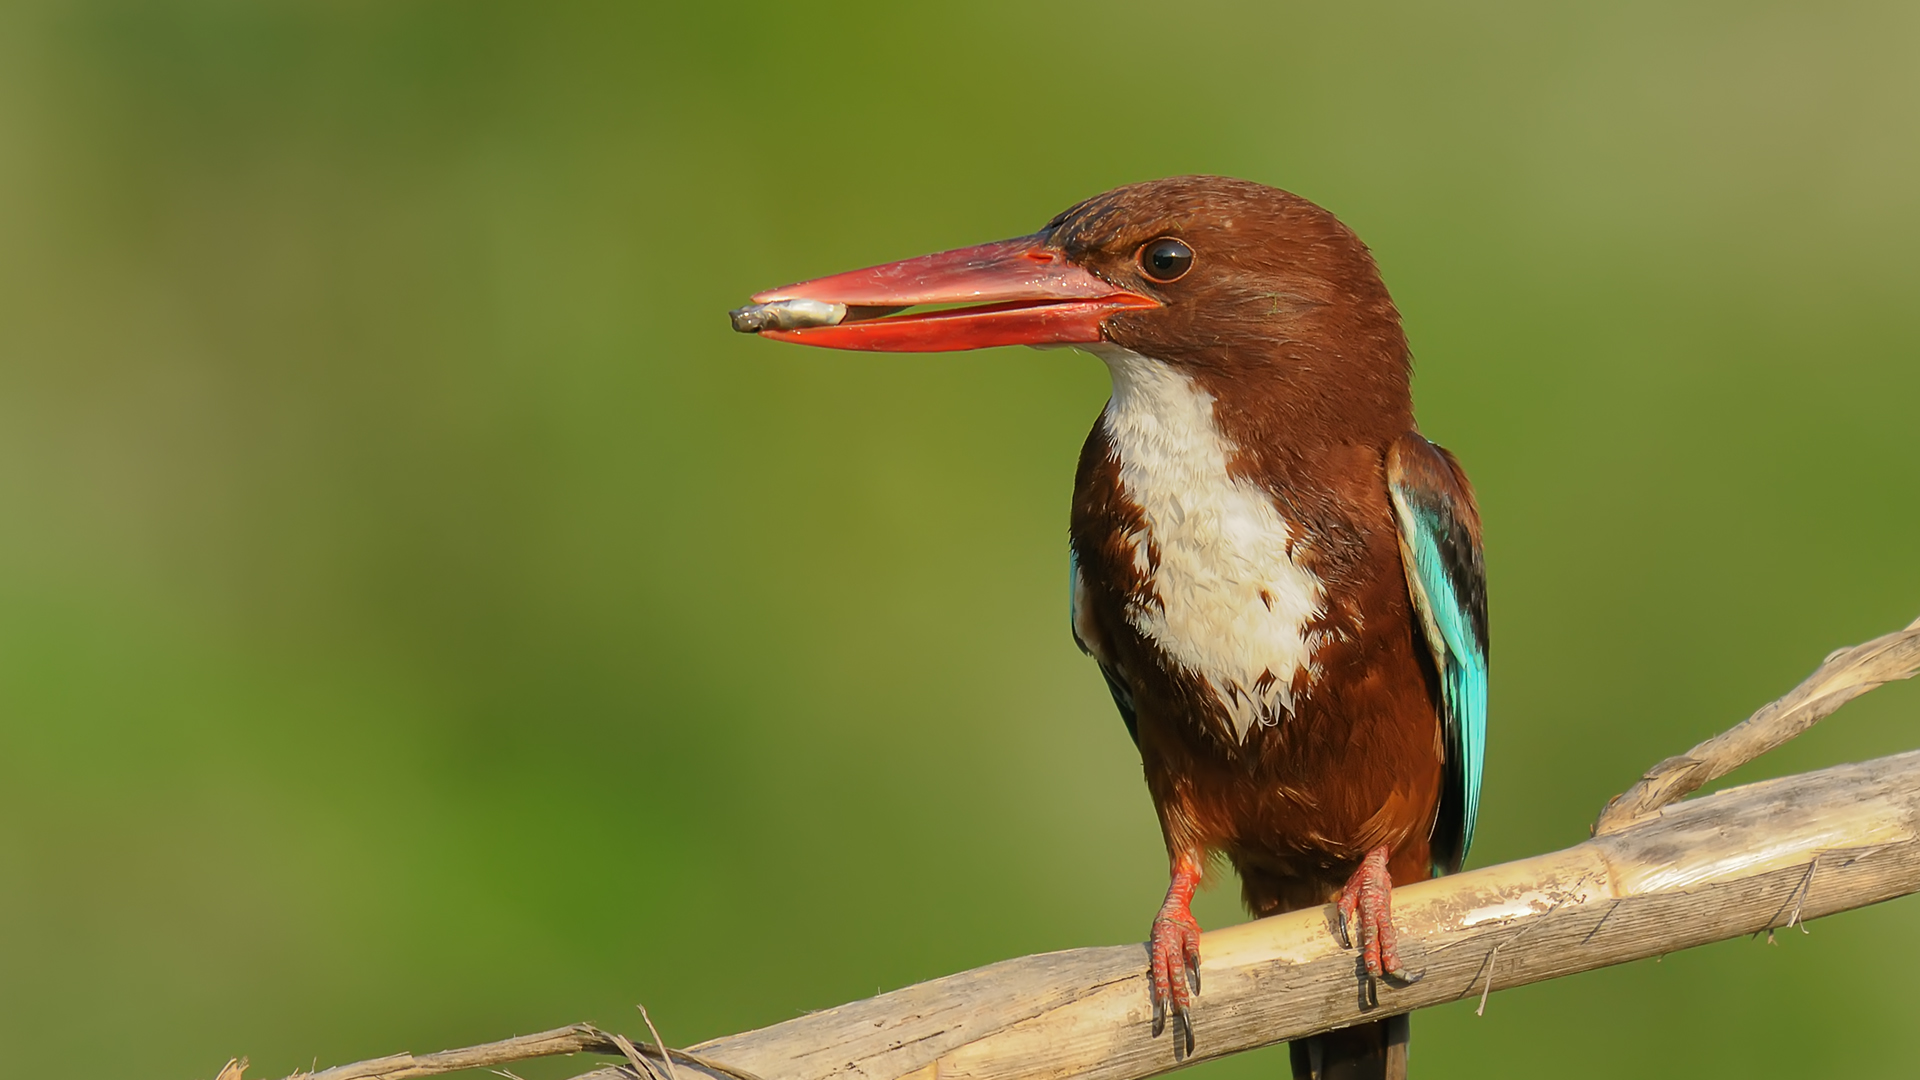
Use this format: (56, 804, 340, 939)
(1095, 344, 1264, 500)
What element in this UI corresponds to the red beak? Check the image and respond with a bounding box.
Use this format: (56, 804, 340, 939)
(732, 235, 1156, 352)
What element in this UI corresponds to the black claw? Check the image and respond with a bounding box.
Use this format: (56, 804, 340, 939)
(1335, 911, 1352, 950)
(1175, 1004, 1194, 1055)
(1186, 957, 1201, 995)
(1151, 995, 1165, 1038)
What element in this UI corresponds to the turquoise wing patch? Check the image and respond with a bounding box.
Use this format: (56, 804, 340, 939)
(1388, 434, 1489, 876)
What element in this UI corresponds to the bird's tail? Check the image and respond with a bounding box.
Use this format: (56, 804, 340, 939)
(1289, 1016, 1409, 1080)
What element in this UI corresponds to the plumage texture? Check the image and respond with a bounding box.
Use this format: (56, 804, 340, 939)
(1049, 177, 1488, 1080)
(1057, 178, 1463, 898)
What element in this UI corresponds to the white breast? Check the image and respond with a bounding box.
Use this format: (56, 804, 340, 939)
(1089, 344, 1326, 743)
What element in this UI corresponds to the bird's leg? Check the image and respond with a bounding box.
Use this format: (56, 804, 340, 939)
(1337, 844, 1413, 982)
(1149, 850, 1204, 1052)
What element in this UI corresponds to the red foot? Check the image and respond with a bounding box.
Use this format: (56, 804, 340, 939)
(1338, 845, 1413, 982)
(1148, 853, 1203, 1053)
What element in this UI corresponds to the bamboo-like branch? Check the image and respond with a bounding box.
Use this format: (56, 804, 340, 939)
(282, 1023, 763, 1080)
(260, 616, 1920, 1080)
(1594, 615, 1920, 833)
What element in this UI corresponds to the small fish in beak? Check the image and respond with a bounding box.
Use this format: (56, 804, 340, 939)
(728, 297, 848, 333)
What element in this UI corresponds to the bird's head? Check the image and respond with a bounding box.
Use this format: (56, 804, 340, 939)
(733, 176, 1413, 430)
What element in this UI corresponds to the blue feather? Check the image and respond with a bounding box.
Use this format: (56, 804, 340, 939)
(1403, 511, 1487, 863)
(1389, 435, 1489, 877)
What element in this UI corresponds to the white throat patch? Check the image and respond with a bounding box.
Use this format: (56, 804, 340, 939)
(1087, 344, 1326, 742)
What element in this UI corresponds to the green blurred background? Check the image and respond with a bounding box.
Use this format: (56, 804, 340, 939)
(2, 2, 1917, 1077)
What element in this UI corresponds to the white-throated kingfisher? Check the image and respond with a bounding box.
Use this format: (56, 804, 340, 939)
(730, 176, 1488, 1080)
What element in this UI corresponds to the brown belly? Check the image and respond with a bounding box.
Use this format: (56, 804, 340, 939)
(1132, 607, 1445, 917)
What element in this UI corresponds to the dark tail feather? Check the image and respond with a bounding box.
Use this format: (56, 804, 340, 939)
(1289, 1016, 1409, 1080)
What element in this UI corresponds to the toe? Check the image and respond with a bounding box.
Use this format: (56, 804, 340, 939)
(1149, 920, 1183, 1035)
(1336, 891, 1360, 949)
(1149, 916, 1201, 1046)
(1149, 949, 1170, 1035)
(1376, 916, 1415, 982)
(1164, 950, 1190, 1016)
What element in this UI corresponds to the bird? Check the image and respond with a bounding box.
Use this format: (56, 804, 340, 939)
(730, 176, 1488, 1080)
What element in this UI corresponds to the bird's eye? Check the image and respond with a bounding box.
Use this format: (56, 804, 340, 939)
(1138, 238, 1194, 283)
